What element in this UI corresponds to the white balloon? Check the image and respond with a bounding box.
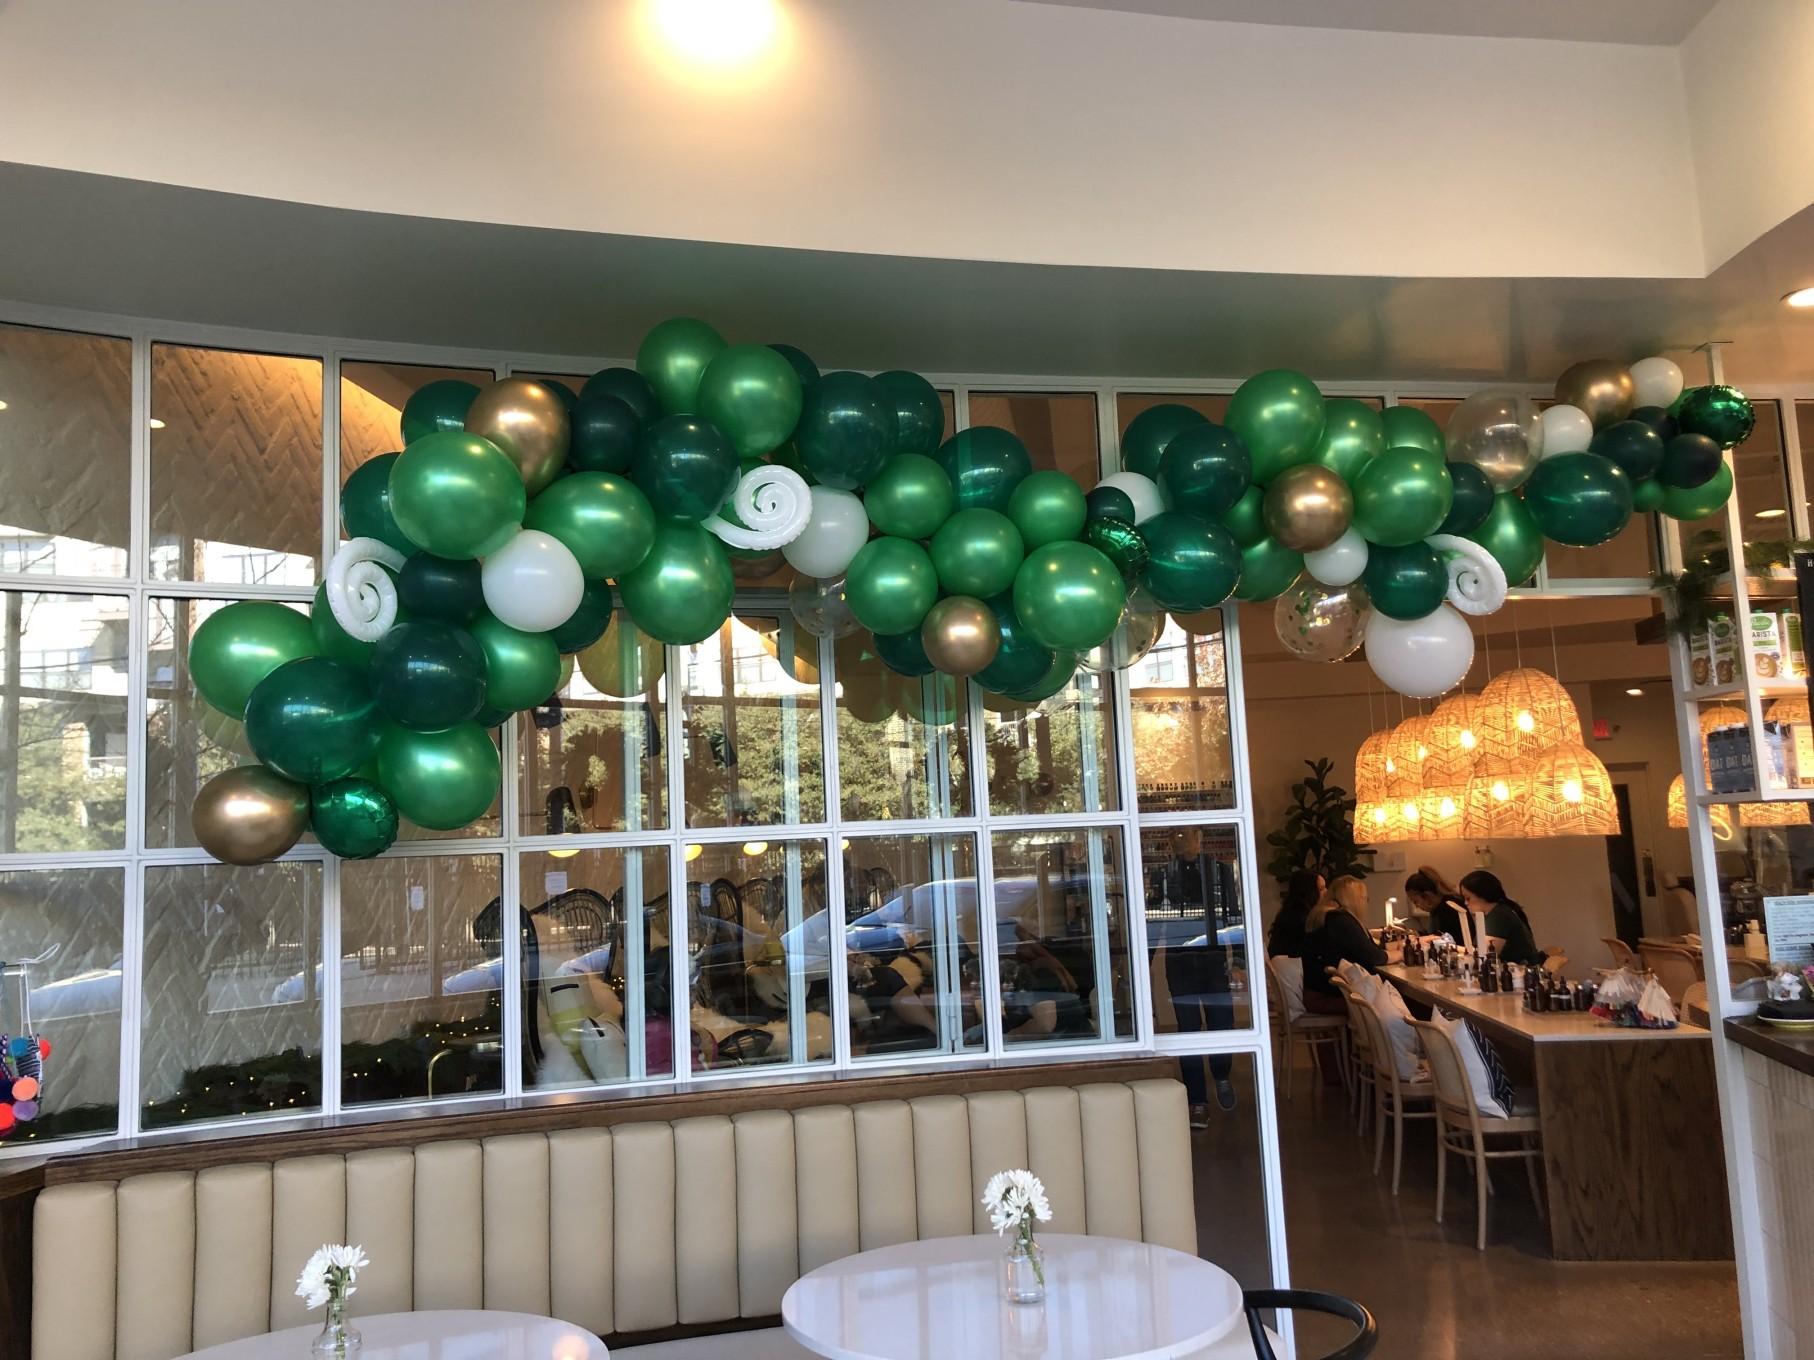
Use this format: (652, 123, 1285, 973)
(1304, 527, 1369, 587)
(1363, 605, 1475, 699)
(1097, 471, 1165, 524)
(481, 529, 585, 633)
(1630, 356, 1685, 410)
(782, 487, 869, 578)
(1538, 403, 1593, 457)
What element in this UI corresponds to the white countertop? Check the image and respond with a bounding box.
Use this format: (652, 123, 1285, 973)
(179, 1311, 608, 1359)
(1379, 964, 1707, 1043)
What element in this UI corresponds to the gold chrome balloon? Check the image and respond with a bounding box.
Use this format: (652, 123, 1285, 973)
(465, 378, 571, 496)
(192, 765, 310, 866)
(576, 628, 666, 698)
(1554, 359, 1636, 429)
(920, 595, 1002, 677)
(1262, 463, 1353, 552)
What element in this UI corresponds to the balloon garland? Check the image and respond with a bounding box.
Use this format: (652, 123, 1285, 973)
(184, 319, 1744, 866)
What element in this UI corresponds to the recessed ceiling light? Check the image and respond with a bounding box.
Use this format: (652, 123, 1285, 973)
(148, 418, 166, 429)
(1785, 286, 1814, 309)
(0, 399, 9, 411)
(650, 0, 781, 67)
(1755, 507, 1786, 519)
(1626, 687, 1644, 696)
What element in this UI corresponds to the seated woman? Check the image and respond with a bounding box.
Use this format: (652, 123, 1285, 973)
(1300, 875, 1388, 1016)
(1405, 865, 1466, 943)
(1459, 869, 1544, 967)
(1266, 868, 1324, 958)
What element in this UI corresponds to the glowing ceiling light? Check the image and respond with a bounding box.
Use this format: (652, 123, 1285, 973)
(1755, 508, 1786, 519)
(149, 418, 166, 429)
(547, 846, 579, 859)
(741, 840, 769, 857)
(1491, 779, 1511, 802)
(650, 0, 781, 67)
(1626, 687, 1644, 696)
(685, 843, 704, 863)
(1784, 286, 1814, 309)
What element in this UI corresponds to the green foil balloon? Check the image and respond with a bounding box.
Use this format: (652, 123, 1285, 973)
(1380, 405, 1445, 458)
(1232, 538, 1304, 602)
(581, 368, 658, 426)
(191, 601, 317, 720)
(931, 508, 1025, 598)
(400, 380, 479, 445)
(1660, 462, 1735, 521)
(846, 537, 939, 636)
(549, 581, 613, 654)
(1313, 398, 1387, 483)
(370, 621, 488, 731)
(312, 583, 382, 670)
(377, 721, 499, 831)
(697, 343, 804, 459)
(631, 415, 740, 522)
(1220, 486, 1268, 549)
(1121, 404, 1209, 479)
(769, 344, 820, 393)
(397, 554, 482, 624)
(1008, 470, 1088, 549)
(1012, 542, 1127, 652)
(865, 453, 955, 539)
(1009, 651, 1081, 705)
(389, 432, 527, 559)
(1083, 516, 1150, 580)
(1438, 462, 1495, 536)
(1352, 447, 1454, 547)
(569, 392, 641, 474)
(1589, 420, 1666, 482)
(1139, 511, 1242, 611)
(797, 371, 897, 490)
(618, 521, 736, 645)
(340, 453, 415, 555)
(1676, 385, 1756, 449)
(976, 598, 1054, 695)
(1226, 370, 1326, 485)
(310, 777, 399, 859)
(936, 427, 1033, 513)
(1086, 485, 1137, 523)
(874, 627, 937, 678)
(470, 611, 563, 712)
(636, 317, 727, 416)
(1467, 493, 1545, 584)
(1159, 423, 1252, 519)
(1632, 478, 1667, 513)
(244, 657, 380, 786)
(1523, 452, 1634, 547)
(525, 471, 657, 577)
(876, 371, 946, 456)
(1361, 543, 1449, 621)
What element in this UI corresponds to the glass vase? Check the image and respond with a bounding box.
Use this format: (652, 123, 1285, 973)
(310, 1297, 362, 1357)
(1001, 1236, 1046, 1305)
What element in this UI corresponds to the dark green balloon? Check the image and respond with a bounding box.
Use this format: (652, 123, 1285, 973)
(1008, 651, 1080, 705)
(370, 621, 487, 731)
(1138, 511, 1242, 611)
(581, 367, 658, 426)
(769, 344, 820, 392)
(398, 554, 482, 624)
(1468, 494, 1545, 584)
(569, 392, 641, 473)
(931, 508, 1025, 598)
(1438, 461, 1496, 536)
(1361, 543, 1449, 620)
(388, 432, 526, 559)
(1629, 405, 1677, 441)
(697, 344, 804, 459)
(469, 612, 562, 712)
(636, 317, 726, 416)
(1226, 370, 1326, 484)
(1353, 447, 1453, 547)
(1589, 420, 1665, 482)
(865, 453, 955, 539)
(976, 598, 1054, 695)
(542, 380, 579, 413)
(310, 777, 399, 859)
(1013, 542, 1127, 652)
(1380, 405, 1445, 458)
(312, 583, 385, 670)
(1121, 404, 1209, 480)
(1008, 470, 1088, 549)
(876, 371, 946, 457)
(618, 521, 735, 645)
(550, 581, 613, 654)
(1632, 478, 1667, 513)
(1660, 462, 1735, 521)
(1220, 486, 1268, 548)
(473, 705, 512, 729)
(631, 415, 740, 521)
(846, 537, 939, 636)
(1232, 538, 1304, 602)
(875, 627, 937, 678)
(377, 721, 499, 831)
(1086, 485, 1137, 523)
(1659, 432, 1723, 490)
(1083, 516, 1150, 580)
(1524, 453, 1633, 547)
(1313, 399, 1386, 483)
(935, 427, 1033, 513)
(400, 380, 479, 446)
(191, 601, 317, 720)
(525, 471, 658, 576)
(1676, 385, 1756, 449)
(244, 657, 379, 786)
(796, 371, 896, 490)
(341, 453, 415, 555)
(1158, 423, 1252, 518)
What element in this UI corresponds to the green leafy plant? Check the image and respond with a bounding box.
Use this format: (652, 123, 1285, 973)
(1265, 757, 1370, 885)
(1655, 535, 1814, 638)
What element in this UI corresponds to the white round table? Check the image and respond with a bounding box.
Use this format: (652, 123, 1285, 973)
(780, 1233, 1245, 1360)
(178, 1310, 608, 1359)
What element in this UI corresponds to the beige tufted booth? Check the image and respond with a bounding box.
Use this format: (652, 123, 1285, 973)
(19, 1063, 1204, 1360)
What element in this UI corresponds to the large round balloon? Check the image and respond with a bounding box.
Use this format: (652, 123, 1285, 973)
(190, 601, 316, 720)
(1659, 462, 1735, 521)
(1262, 463, 1353, 552)
(398, 553, 482, 624)
(931, 508, 1025, 598)
(1437, 461, 1495, 536)
(470, 611, 563, 712)
(697, 344, 804, 459)
(1630, 356, 1685, 410)
(631, 414, 740, 521)
(401, 380, 480, 445)
(636, 317, 726, 416)
(618, 521, 736, 644)
(1523, 452, 1633, 547)
(1226, 370, 1325, 484)
(976, 599, 1054, 695)
(921, 595, 1001, 677)
(1008, 470, 1088, 549)
(1676, 385, 1756, 448)
(1446, 392, 1543, 492)
(310, 777, 399, 859)
(1275, 579, 1370, 662)
(1589, 419, 1665, 482)
(1083, 516, 1149, 579)
(549, 580, 614, 654)
(1555, 359, 1636, 428)
(1362, 542, 1449, 620)
(1313, 398, 1386, 483)
(389, 432, 526, 559)
(581, 367, 659, 426)
(1121, 403, 1208, 479)
(1138, 511, 1241, 611)
(783, 487, 870, 578)
(569, 391, 641, 474)
(1538, 404, 1594, 457)
(1659, 432, 1723, 490)
(1158, 423, 1251, 518)
(1628, 405, 1678, 441)
(1013, 542, 1126, 652)
(312, 583, 383, 669)
(524, 471, 657, 578)
(936, 427, 1033, 513)
(769, 344, 820, 393)
(371, 620, 487, 731)
(341, 453, 415, 555)
(1095, 470, 1164, 524)
(865, 453, 955, 539)
(846, 537, 939, 636)
(874, 626, 937, 678)
(377, 721, 500, 831)
(192, 765, 310, 866)
(797, 371, 896, 490)
(1080, 591, 1167, 674)
(244, 657, 379, 786)
(1304, 526, 1369, 588)
(577, 626, 665, 697)
(480, 529, 585, 634)
(465, 378, 570, 496)
(1379, 405, 1444, 458)
(1353, 447, 1453, 547)
(1364, 605, 1475, 699)
(1467, 493, 1545, 584)
(1232, 538, 1304, 602)
(1220, 486, 1267, 547)
(875, 371, 946, 456)
(1007, 651, 1080, 705)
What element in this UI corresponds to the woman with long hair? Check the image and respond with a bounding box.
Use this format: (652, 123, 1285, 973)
(1459, 869, 1543, 966)
(1266, 867, 1324, 958)
(1405, 864, 1465, 943)
(1300, 875, 1387, 1016)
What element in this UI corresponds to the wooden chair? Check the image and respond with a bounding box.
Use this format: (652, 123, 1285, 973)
(1266, 956, 1345, 1112)
(1682, 979, 1710, 1028)
(1640, 942, 1703, 1004)
(1729, 957, 1772, 983)
(1332, 979, 1375, 1136)
(1602, 936, 1639, 970)
(1352, 998, 1436, 1194)
(1410, 1017, 1545, 1251)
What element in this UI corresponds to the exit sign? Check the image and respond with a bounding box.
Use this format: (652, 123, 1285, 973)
(1592, 717, 1612, 741)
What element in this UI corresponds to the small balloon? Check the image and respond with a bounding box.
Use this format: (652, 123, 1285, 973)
(1085, 485, 1137, 523)
(1589, 420, 1665, 482)
(875, 371, 946, 456)
(1121, 403, 1209, 479)
(1659, 462, 1735, 521)
(976, 598, 1054, 695)
(1631, 478, 1667, 513)
(569, 392, 641, 474)
(310, 777, 399, 860)
(1262, 463, 1353, 553)
(1080, 590, 1167, 674)
(1274, 579, 1370, 662)
(636, 317, 727, 416)
(1232, 537, 1304, 603)
(1008, 470, 1088, 549)
(788, 574, 861, 639)
(769, 344, 821, 392)
(1226, 370, 1326, 484)
(1627, 406, 1678, 442)
(470, 611, 563, 712)
(937, 427, 1033, 513)
(370, 620, 488, 731)
(377, 722, 500, 831)
(1555, 359, 1636, 429)
(1013, 542, 1127, 652)
(1467, 493, 1545, 585)
(697, 343, 804, 459)
(797, 371, 897, 490)
(388, 432, 527, 560)
(244, 657, 380, 786)
(340, 453, 415, 555)
(1630, 356, 1686, 410)
(192, 765, 310, 865)
(631, 414, 740, 521)
(1361, 542, 1448, 621)
(190, 601, 316, 720)
(1006, 651, 1080, 705)
(1437, 461, 1495, 536)
(1158, 423, 1252, 519)
(1365, 605, 1475, 699)
(618, 521, 736, 645)
(1659, 432, 1724, 490)
(1312, 398, 1385, 484)
(581, 367, 658, 426)
(524, 471, 657, 578)
(465, 378, 571, 496)
(1676, 385, 1756, 449)
(1220, 486, 1268, 548)
(1446, 391, 1543, 492)
(549, 581, 614, 654)
(1082, 516, 1150, 579)
(1538, 404, 1594, 457)
(1095, 470, 1164, 524)
(397, 554, 483, 624)
(845, 537, 939, 636)
(1138, 511, 1241, 611)
(1352, 447, 1453, 547)
(865, 453, 956, 539)
(931, 508, 1025, 598)
(1380, 405, 1444, 458)
(480, 529, 586, 634)
(920, 595, 1002, 677)
(401, 380, 480, 445)
(783, 487, 870, 579)
(1303, 526, 1369, 588)
(874, 626, 937, 678)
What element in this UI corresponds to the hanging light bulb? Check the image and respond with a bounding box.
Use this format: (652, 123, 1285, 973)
(1462, 767, 1530, 838)
(1356, 797, 1408, 843)
(1528, 741, 1620, 835)
(1416, 786, 1467, 840)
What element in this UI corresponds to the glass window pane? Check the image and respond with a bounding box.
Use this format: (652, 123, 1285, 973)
(339, 854, 503, 1106)
(984, 669, 1118, 816)
(834, 643, 971, 822)
(687, 837, 832, 1071)
(0, 322, 131, 577)
(682, 613, 825, 828)
(141, 861, 322, 1129)
(0, 866, 122, 1143)
(1676, 401, 1788, 571)
(1144, 823, 1250, 1033)
(966, 392, 1099, 484)
(1185, 1052, 1274, 1289)
(340, 361, 494, 487)
(1132, 612, 1235, 813)
(521, 844, 673, 1088)
(1116, 392, 1231, 435)
(991, 826, 1133, 1045)
(151, 344, 322, 587)
(0, 591, 130, 852)
(843, 832, 980, 1059)
(1800, 400, 1814, 530)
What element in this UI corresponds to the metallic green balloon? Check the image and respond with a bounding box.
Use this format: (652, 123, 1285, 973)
(1231, 538, 1304, 602)
(370, 621, 487, 730)
(1226, 370, 1326, 485)
(312, 583, 384, 669)
(1086, 485, 1137, 523)
(1438, 462, 1495, 535)
(244, 657, 380, 786)
(618, 521, 735, 645)
(1676, 385, 1756, 449)
(846, 537, 939, 636)
(1352, 447, 1453, 547)
(1467, 493, 1545, 584)
(1121, 403, 1209, 479)
(697, 344, 804, 459)
(1380, 405, 1445, 458)
(190, 601, 316, 720)
(936, 427, 1033, 513)
(340, 453, 415, 555)
(1083, 516, 1150, 580)
(1220, 486, 1268, 548)
(1631, 478, 1667, 513)
(1138, 511, 1241, 611)
(376, 721, 499, 831)
(874, 626, 937, 677)
(388, 432, 526, 559)
(1361, 543, 1449, 620)
(931, 508, 1025, 597)
(525, 471, 657, 577)
(549, 581, 613, 654)
(1523, 452, 1633, 547)
(635, 317, 727, 416)
(1158, 423, 1252, 519)
(1313, 398, 1386, 483)
(397, 554, 482, 624)
(631, 415, 740, 522)
(976, 597, 1054, 695)
(865, 453, 955, 539)
(769, 344, 820, 392)
(876, 371, 946, 456)
(581, 367, 658, 426)
(797, 371, 897, 490)
(1012, 542, 1127, 652)
(569, 392, 641, 473)
(310, 777, 399, 859)
(1008, 650, 1081, 704)
(469, 611, 562, 712)
(1659, 462, 1735, 521)
(1008, 470, 1088, 549)
(400, 380, 479, 445)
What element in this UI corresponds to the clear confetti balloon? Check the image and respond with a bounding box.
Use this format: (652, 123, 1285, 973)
(1274, 579, 1370, 662)
(1446, 391, 1544, 492)
(1080, 589, 1168, 673)
(788, 573, 861, 638)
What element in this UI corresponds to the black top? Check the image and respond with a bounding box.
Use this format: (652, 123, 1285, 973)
(1484, 900, 1543, 966)
(1267, 909, 1308, 959)
(1426, 896, 1466, 944)
(1302, 910, 1388, 996)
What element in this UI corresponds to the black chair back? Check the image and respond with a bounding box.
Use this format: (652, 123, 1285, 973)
(1244, 1289, 1376, 1360)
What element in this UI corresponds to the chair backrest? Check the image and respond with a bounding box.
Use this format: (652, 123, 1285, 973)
(1602, 936, 1638, 969)
(1338, 988, 1375, 1065)
(1408, 1018, 1478, 1133)
(1729, 957, 1771, 982)
(1682, 979, 1710, 1027)
(1541, 950, 1568, 975)
(1350, 999, 1394, 1085)
(1640, 944, 1702, 1002)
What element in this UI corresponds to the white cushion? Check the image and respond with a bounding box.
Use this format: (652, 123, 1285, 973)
(1370, 980, 1425, 1082)
(1337, 959, 1377, 1001)
(616, 1327, 818, 1357)
(1271, 956, 1305, 1022)
(1432, 1009, 1509, 1117)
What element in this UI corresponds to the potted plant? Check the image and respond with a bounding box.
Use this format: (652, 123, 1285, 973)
(1264, 757, 1370, 885)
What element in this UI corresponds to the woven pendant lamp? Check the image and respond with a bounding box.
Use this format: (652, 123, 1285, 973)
(1697, 704, 1749, 737)
(1765, 696, 1810, 726)
(1354, 729, 1394, 800)
(1383, 714, 1434, 801)
(1415, 786, 1467, 840)
(1668, 773, 1738, 838)
(1424, 693, 1485, 788)
(1356, 797, 1408, 843)
(1739, 799, 1813, 827)
(1528, 741, 1620, 835)
(1475, 667, 1582, 773)
(1462, 768, 1529, 838)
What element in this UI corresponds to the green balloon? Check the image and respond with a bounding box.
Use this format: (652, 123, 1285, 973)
(1226, 370, 1326, 484)
(1632, 478, 1667, 513)
(244, 657, 380, 786)
(1012, 542, 1127, 652)
(636, 317, 726, 416)
(898, 672, 964, 726)
(1158, 423, 1252, 519)
(549, 581, 613, 654)
(569, 392, 641, 473)
(1008, 651, 1081, 704)
(1086, 485, 1137, 523)
(876, 371, 946, 456)
(1589, 420, 1665, 482)
(397, 554, 482, 624)
(1660, 462, 1735, 521)
(1523, 452, 1634, 547)
(1353, 447, 1453, 547)
(1676, 385, 1756, 449)
(310, 777, 399, 859)
(1138, 511, 1242, 611)
(377, 721, 499, 831)
(1007, 470, 1088, 549)
(401, 380, 479, 445)
(865, 453, 955, 539)
(1121, 404, 1209, 479)
(1362, 543, 1449, 621)
(846, 537, 939, 636)
(1220, 486, 1268, 548)
(631, 415, 740, 522)
(389, 432, 527, 559)
(341, 453, 415, 555)
(1083, 516, 1150, 579)
(1438, 461, 1495, 536)
(976, 598, 1054, 695)
(1468, 493, 1545, 584)
(1658, 433, 1723, 490)
(473, 705, 512, 729)
(581, 368, 658, 426)
(525, 471, 657, 577)
(936, 427, 1033, 513)
(1380, 405, 1445, 458)
(769, 344, 820, 392)
(1232, 538, 1304, 602)
(875, 627, 937, 678)
(191, 601, 317, 720)
(697, 344, 804, 459)
(931, 508, 1025, 598)
(312, 583, 384, 670)
(370, 621, 487, 730)
(1313, 399, 1386, 483)
(797, 371, 896, 490)
(618, 521, 735, 645)
(469, 611, 562, 712)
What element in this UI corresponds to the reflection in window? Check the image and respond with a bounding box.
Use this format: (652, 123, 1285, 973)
(1131, 613, 1234, 813)
(1678, 401, 1788, 568)
(339, 855, 503, 1106)
(340, 360, 494, 486)
(141, 861, 322, 1128)
(1143, 824, 1249, 1058)
(966, 392, 1100, 485)
(984, 669, 1117, 816)
(835, 642, 970, 822)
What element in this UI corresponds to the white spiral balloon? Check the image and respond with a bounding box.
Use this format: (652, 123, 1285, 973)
(326, 536, 407, 642)
(1427, 533, 1507, 616)
(704, 464, 813, 551)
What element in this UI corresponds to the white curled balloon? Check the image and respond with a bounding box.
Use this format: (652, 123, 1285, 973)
(1304, 526, 1369, 587)
(326, 537, 406, 643)
(704, 464, 813, 551)
(481, 528, 585, 633)
(1364, 605, 1475, 699)
(1426, 534, 1507, 616)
